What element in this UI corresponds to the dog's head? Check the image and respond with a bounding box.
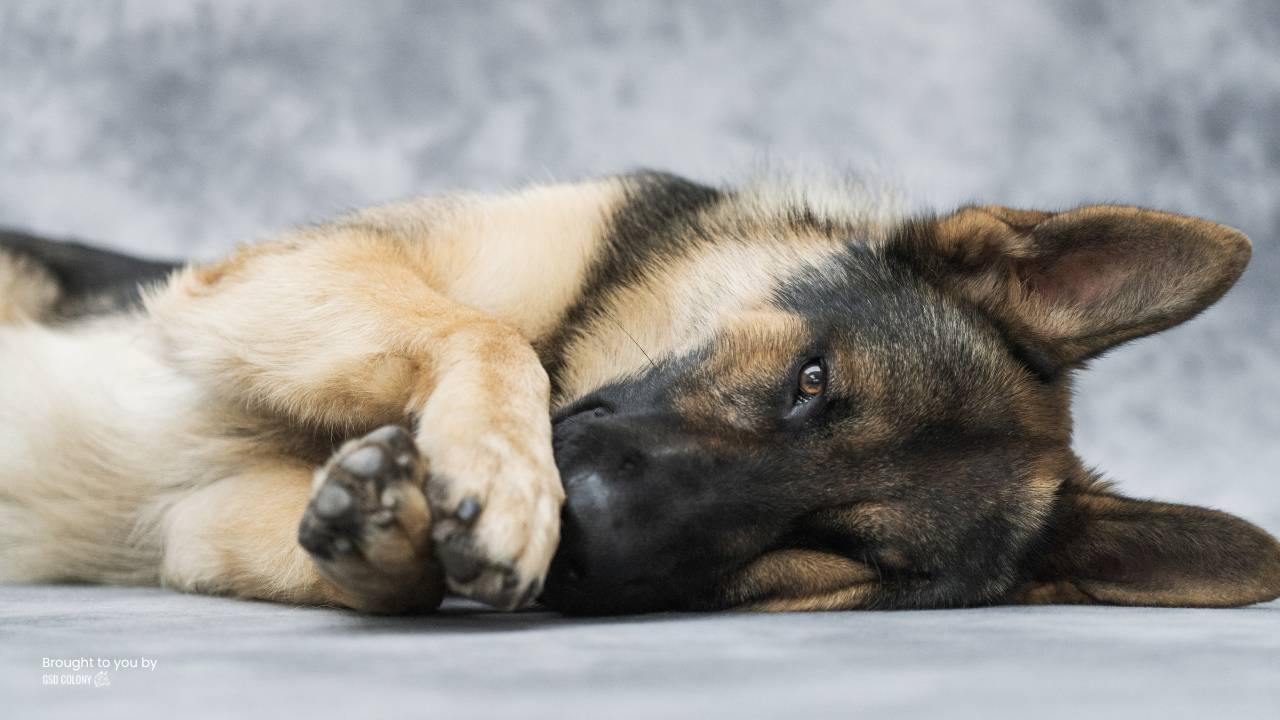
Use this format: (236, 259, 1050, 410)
(542, 187, 1280, 614)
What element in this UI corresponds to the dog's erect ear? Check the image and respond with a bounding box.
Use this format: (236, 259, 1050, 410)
(896, 205, 1251, 373)
(1015, 489, 1280, 607)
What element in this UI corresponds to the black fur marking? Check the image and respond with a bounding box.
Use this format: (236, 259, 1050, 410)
(0, 229, 180, 319)
(537, 171, 725, 395)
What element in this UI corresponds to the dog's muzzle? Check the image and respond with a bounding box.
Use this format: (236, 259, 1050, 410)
(540, 404, 708, 614)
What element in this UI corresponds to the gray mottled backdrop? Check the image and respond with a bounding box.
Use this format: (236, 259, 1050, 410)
(2, 1, 1277, 532)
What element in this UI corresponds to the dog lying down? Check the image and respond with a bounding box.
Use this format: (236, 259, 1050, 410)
(1, 172, 1277, 615)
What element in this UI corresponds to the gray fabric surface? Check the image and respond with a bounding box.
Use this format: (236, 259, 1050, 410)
(2, 2, 1279, 718)
(3, 585, 1277, 719)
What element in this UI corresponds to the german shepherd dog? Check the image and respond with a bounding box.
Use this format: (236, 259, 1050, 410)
(2, 172, 1278, 614)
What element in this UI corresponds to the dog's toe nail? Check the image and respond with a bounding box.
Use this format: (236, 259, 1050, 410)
(518, 579, 544, 608)
(502, 571, 520, 591)
(333, 537, 354, 554)
(313, 483, 354, 520)
(455, 496, 482, 524)
(340, 446, 386, 477)
(370, 510, 395, 527)
(438, 538, 484, 583)
(489, 575, 530, 611)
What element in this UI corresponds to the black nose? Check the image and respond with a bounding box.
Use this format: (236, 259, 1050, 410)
(551, 442, 653, 578)
(557, 464, 642, 572)
(545, 470, 674, 614)
(543, 409, 685, 614)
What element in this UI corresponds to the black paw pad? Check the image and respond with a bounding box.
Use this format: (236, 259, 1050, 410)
(313, 482, 355, 521)
(339, 446, 387, 477)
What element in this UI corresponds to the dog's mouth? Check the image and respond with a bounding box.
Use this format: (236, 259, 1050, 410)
(540, 548, 680, 616)
(539, 462, 689, 615)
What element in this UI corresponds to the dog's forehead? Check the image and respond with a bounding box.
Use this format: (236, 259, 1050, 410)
(690, 294, 1011, 412)
(551, 179, 913, 404)
(552, 231, 859, 402)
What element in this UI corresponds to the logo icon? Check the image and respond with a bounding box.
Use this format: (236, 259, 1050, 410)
(93, 671, 111, 688)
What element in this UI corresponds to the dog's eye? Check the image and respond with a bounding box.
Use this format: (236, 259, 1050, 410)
(796, 360, 826, 401)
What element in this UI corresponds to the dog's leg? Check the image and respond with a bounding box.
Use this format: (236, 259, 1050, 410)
(149, 232, 562, 609)
(163, 437, 442, 613)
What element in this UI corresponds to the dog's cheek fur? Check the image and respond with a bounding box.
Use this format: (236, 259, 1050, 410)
(729, 549, 880, 611)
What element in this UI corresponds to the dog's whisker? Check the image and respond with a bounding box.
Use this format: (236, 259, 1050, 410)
(601, 308, 659, 372)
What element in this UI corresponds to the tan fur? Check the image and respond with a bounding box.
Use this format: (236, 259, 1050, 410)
(728, 549, 878, 609)
(161, 463, 339, 604)
(0, 249, 60, 323)
(670, 310, 812, 427)
(0, 179, 625, 611)
(0, 318, 225, 586)
(147, 181, 630, 606)
(1007, 580, 1096, 604)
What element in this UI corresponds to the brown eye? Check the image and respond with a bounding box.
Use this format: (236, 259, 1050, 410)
(797, 360, 826, 399)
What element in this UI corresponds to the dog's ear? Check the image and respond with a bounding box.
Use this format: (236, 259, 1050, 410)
(896, 205, 1251, 374)
(1014, 489, 1280, 607)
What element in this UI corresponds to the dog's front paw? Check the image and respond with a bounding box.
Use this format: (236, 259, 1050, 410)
(299, 425, 443, 613)
(424, 428, 564, 610)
